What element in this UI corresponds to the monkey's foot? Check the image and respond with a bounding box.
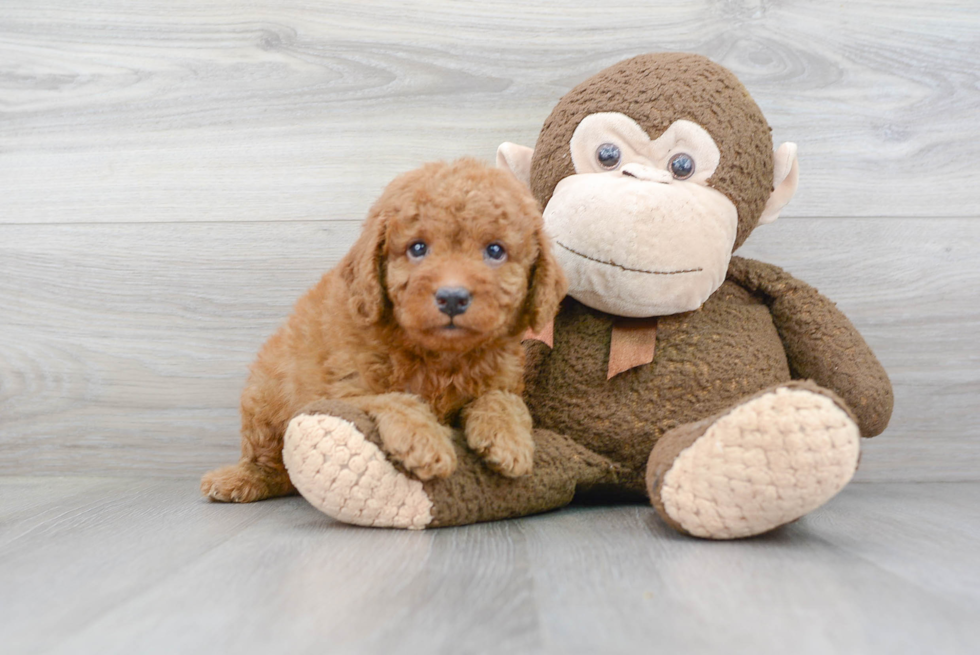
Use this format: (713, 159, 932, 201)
(646, 383, 860, 540)
(283, 408, 434, 530)
(283, 400, 619, 529)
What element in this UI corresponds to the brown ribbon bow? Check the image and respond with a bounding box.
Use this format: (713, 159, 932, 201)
(524, 316, 658, 379)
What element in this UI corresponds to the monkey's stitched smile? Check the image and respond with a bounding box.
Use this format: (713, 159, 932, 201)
(556, 241, 703, 276)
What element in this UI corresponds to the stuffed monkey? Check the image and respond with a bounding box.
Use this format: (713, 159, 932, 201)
(282, 53, 893, 538)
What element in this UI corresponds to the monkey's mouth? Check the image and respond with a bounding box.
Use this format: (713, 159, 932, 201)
(555, 241, 703, 276)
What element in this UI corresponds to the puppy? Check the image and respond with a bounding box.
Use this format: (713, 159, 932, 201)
(201, 158, 567, 502)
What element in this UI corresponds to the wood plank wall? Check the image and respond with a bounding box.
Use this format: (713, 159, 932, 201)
(2, 1, 978, 481)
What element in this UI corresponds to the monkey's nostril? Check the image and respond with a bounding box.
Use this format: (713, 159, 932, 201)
(621, 164, 671, 183)
(435, 287, 472, 317)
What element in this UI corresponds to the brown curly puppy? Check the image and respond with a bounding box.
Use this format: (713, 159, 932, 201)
(201, 158, 567, 503)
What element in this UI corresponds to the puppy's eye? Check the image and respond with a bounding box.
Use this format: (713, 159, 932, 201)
(668, 153, 695, 180)
(484, 243, 506, 263)
(407, 241, 428, 259)
(596, 143, 622, 170)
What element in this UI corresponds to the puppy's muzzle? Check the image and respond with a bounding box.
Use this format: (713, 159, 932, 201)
(435, 287, 472, 317)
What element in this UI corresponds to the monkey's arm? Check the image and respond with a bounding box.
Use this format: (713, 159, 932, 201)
(727, 256, 893, 437)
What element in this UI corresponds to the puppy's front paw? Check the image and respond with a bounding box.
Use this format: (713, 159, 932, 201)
(467, 430, 534, 478)
(464, 390, 535, 477)
(467, 423, 535, 478)
(382, 421, 458, 481)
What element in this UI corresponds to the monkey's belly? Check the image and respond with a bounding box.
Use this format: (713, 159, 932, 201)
(525, 284, 791, 486)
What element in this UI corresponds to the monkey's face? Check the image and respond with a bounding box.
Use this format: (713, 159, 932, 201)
(543, 113, 738, 317)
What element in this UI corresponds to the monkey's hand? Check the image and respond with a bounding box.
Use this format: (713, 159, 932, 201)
(727, 256, 893, 437)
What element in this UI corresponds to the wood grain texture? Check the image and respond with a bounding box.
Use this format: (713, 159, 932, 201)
(1, 0, 978, 224)
(1, 477, 978, 654)
(1, 217, 977, 481)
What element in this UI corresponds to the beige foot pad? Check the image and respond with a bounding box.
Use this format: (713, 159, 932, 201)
(658, 387, 860, 539)
(283, 413, 434, 530)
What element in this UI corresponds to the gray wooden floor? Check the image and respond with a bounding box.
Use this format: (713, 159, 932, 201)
(1, 478, 977, 655)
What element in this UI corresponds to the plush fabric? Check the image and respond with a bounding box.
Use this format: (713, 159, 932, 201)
(282, 53, 894, 540)
(647, 381, 861, 539)
(284, 411, 434, 530)
(545, 170, 738, 316)
(524, 257, 892, 490)
(606, 317, 658, 379)
(285, 254, 890, 536)
(523, 274, 795, 493)
(726, 257, 893, 436)
(285, 400, 621, 528)
(529, 52, 773, 251)
(568, 115, 722, 184)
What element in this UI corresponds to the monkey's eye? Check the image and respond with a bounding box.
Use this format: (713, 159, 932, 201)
(668, 153, 695, 180)
(484, 242, 507, 263)
(596, 143, 622, 170)
(407, 241, 428, 259)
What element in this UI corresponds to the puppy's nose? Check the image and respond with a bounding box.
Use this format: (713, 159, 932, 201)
(435, 287, 472, 317)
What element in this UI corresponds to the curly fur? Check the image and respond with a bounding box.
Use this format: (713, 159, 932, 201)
(201, 158, 567, 501)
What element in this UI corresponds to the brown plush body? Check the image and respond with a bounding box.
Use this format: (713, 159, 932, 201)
(293, 256, 887, 530)
(273, 54, 894, 539)
(524, 257, 892, 494)
(201, 158, 565, 502)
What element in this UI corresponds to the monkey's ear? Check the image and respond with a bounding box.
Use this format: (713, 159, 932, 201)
(340, 207, 388, 325)
(758, 142, 800, 226)
(496, 142, 534, 188)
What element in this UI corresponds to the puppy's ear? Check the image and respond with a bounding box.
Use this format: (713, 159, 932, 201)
(523, 225, 567, 333)
(340, 206, 389, 325)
